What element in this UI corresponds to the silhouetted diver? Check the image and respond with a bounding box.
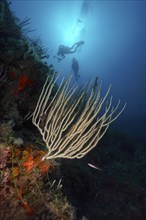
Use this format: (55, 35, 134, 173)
(55, 41, 85, 62)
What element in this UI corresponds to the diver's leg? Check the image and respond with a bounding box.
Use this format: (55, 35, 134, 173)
(76, 71, 80, 80)
(71, 41, 84, 50)
(71, 45, 79, 53)
(68, 45, 79, 54)
(69, 41, 84, 53)
(70, 43, 78, 50)
(69, 45, 74, 50)
(74, 72, 78, 81)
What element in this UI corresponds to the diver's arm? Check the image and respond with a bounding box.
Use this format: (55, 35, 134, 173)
(56, 54, 65, 62)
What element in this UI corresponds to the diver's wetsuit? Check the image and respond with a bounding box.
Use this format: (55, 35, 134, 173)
(72, 58, 80, 81)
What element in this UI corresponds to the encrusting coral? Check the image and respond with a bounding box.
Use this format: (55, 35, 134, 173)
(0, 1, 75, 219)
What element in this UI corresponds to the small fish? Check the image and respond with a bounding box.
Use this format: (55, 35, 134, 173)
(88, 163, 102, 171)
(77, 19, 84, 23)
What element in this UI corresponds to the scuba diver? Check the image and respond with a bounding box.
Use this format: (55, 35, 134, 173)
(54, 41, 85, 62)
(71, 58, 80, 82)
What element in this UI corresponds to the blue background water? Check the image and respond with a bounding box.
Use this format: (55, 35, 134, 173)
(11, 0, 146, 141)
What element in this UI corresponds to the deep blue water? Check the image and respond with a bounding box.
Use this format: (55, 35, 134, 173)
(11, 0, 146, 142)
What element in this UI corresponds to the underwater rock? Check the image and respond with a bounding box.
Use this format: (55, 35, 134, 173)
(0, 0, 21, 39)
(0, 119, 14, 139)
(13, 137, 23, 146)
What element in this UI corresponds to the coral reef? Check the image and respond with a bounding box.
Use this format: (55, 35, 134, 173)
(0, 1, 73, 219)
(0, 0, 21, 38)
(0, 143, 75, 220)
